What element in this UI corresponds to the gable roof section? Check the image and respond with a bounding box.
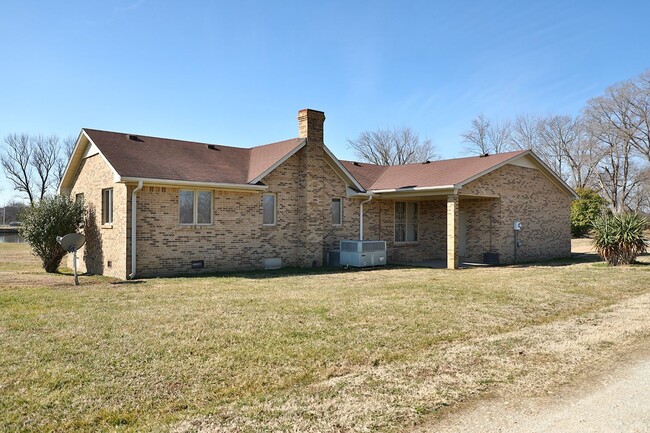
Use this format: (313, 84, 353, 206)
(342, 151, 526, 190)
(248, 138, 305, 183)
(341, 150, 577, 198)
(62, 129, 305, 189)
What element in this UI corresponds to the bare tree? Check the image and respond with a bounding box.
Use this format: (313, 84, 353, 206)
(348, 127, 438, 165)
(461, 114, 491, 155)
(462, 114, 513, 155)
(54, 136, 77, 187)
(32, 135, 61, 201)
(1, 134, 34, 204)
(487, 120, 512, 154)
(624, 71, 650, 162)
(584, 90, 642, 213)
(1, 133, 72, 205)
(510, 114, 541, 151)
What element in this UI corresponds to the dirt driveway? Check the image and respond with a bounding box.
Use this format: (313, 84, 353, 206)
(419, 346, 650, 432)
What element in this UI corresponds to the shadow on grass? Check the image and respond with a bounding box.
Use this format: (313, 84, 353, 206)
(512, 251, 650, 268)
(138, 264, 401, 281)
(117, 252, 650, 283)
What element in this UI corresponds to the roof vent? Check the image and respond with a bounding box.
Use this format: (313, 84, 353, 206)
(353, 162, 361, 166)
(480, 153, 489, 158)
(126, 134, 143, 142)
(422, 160, 431, 164)
(206, 144, 220, 151)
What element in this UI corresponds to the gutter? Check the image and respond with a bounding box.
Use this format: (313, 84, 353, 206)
(119, 176, 267, 192)
(129, 180, 144, 279)
(369, 185, 456, 193)
(359, 194, 374, 241)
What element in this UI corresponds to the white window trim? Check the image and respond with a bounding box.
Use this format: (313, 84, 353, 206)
(394, 201, 419, 244)
(332, 197, 343, 226)
(179, 189, 213, 226)
(262, 193, 277, 226)
(102, 188, 113, 226)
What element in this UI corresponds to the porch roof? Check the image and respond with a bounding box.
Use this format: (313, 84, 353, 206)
(341, 150, 527, 191)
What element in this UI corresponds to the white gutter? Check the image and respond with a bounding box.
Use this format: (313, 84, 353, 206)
(359, 194, 373, 240)
(119, 176, 268, 192)
(369, 184, 455, 193)
(129, 180, 144, 279)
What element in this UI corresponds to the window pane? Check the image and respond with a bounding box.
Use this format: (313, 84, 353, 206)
(395, 223, 405, 242)
(102, 189, 113, 224)
(179, 190, 194, 224)
(263, 194, 275, 225)
(406, 223, 418, 242)
(395, 202, 405, 222)
(332, 198, 341, 224)
(197, 191, 212, 224)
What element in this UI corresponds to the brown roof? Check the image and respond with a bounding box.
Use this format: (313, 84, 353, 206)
(341, 150, 528, 190)
(83, 129, 303, 185)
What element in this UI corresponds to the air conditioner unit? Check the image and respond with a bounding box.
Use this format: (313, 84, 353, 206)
(340, 240, 387, 268)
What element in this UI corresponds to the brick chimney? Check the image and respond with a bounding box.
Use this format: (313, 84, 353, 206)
(297, 109, 325, 143)
(296, 108, 326, 267)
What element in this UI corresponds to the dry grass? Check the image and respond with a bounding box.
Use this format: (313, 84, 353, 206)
(1, 244, 649, 432)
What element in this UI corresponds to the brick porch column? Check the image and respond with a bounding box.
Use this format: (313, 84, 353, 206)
(447, 193, 459, 269)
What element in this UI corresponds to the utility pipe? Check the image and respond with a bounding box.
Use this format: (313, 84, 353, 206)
(359, 195, 373, 240)
(128, 180, 144, 279)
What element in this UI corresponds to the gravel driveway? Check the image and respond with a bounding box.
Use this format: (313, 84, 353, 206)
(425, 349, 650, 433)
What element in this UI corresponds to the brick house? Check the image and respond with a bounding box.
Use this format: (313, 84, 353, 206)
(58, 109, 577, 279)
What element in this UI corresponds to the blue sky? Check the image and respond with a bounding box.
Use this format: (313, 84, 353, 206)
(1, 0, 649, 203)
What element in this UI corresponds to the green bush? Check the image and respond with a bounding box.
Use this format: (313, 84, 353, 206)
(571, 188, 607, 238)
(593, 213, 648, 265)
(19, 196, 85, 273)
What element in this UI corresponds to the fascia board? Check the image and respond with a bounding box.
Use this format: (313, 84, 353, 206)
(323, 145, 365, 191)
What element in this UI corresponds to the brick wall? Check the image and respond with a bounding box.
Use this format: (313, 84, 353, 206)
(353, 163, 571, 265)
(462, 163, 572, 263)
(128, 148, 360, 277)
(68, 155, 128, 279)
(68, 146, 570, 277)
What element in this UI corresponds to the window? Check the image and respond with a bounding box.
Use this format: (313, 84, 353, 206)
(263, 193, 276, 225)
(75, 193, 84, 206)
(395, 202, 418, 242)
(332, 198, 342, 225)
(179, 190, 212, 225)
(102, 188, 113, 224)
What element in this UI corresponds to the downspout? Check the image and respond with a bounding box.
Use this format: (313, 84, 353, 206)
(359, 195, 373, 240)
(129, 180, 144, 279)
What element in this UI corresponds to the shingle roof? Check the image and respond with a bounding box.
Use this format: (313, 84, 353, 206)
(83, 129, 304, 185)
(341, 150, 528, 190)
(81, 129, 533, 193)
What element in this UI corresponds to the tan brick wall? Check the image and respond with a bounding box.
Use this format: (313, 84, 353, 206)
(352, 163, 570, 265)
(128, 148, 359, 277)
(358, 198, 446, 263)
(68, 150, 570, 277)
(462, 163, 572, 263)
(67, 155, 128, 279)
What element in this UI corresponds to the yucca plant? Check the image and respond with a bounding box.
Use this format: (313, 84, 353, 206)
(592, 213, 648, 265)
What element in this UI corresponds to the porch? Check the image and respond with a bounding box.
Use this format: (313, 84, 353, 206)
(358, 192, 504, 269)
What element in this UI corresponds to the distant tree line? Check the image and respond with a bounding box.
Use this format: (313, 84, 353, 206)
(1, 134, 76, 205)
(1, 200, 28, 224)
(462, 70, 650, 214)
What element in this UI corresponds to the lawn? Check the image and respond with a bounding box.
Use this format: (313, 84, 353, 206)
(1, 243, 649, 432)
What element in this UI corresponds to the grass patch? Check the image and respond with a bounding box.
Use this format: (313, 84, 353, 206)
(1, 244, 649, 432)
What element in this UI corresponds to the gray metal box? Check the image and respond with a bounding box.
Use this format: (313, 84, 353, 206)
(339, 240, 386, 268)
